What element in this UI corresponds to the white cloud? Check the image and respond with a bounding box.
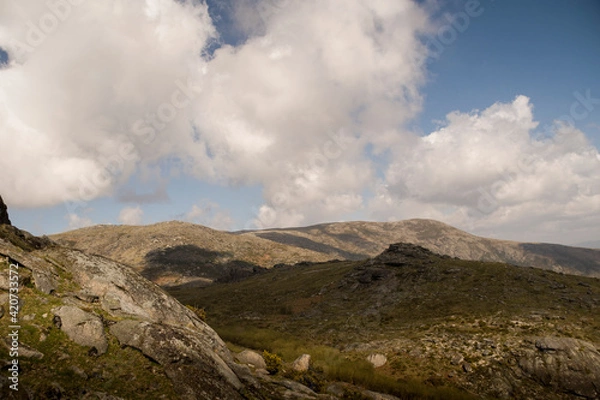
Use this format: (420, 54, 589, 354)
(118, 206, 144, 225)
(1, 1, 598, 243)
(196, 0, 431, 227)
(184, 200, 234, 231)
(1, 0, 430, 229)
(67, 213, 93, 230)
(370, 96, 600, 243)
(0, 0, 216, 207)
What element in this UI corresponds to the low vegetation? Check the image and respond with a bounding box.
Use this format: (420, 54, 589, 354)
(0, 259, 178, 399)
(168, 245, 600, 399)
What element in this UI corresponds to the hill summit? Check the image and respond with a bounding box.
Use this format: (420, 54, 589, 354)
(0, 196, 10, 226)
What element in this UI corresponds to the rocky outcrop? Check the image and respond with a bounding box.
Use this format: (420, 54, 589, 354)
(0, 196, 10, 225)
(369, 242, 441, 266)
(518, 337, 600, 399)
(0, 226, 244, 399)
(110, 320, 243, 400)
(2, 223, 358, 399)
(53, 306, 108, 355)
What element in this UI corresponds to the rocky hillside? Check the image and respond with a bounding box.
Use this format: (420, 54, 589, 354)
(0, 208, 407, 399)
(244, 219, 600, 277)
(51, 222, 331, 287)
(0, 224, 248, 399)
(0, 228, 361, 399)
(52, 219, 600, 288)
(173, 243, 600, 400)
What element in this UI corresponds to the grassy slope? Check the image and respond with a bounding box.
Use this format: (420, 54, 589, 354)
(168, 251, 600, 399)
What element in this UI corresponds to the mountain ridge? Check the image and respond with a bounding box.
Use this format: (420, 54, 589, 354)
(51, 219, 600, 285)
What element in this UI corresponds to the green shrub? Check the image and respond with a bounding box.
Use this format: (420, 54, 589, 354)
(263, 350, 283, 375)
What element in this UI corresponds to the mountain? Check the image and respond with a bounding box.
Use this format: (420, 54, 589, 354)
(51, 221, 331, 287)
(243, 219, 600, 277)
(0, 223, 248, 399)
(170, 243, 600, 400)
(1, 210, 386, 399)
(576, 240, 600, 249)
(52, 219, 600, 287)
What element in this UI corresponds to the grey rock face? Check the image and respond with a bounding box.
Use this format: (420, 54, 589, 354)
(0, 196, 11, 226)
(236, 350, 267, 369)
(32, 269, 57, 294)
(53, 306, 108, 355)
(518, 337, 600, 399)
(1, 227, 248, 399)
(110, 320, 243, 400)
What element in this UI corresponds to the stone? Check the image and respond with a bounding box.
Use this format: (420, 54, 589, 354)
(71, 366, 88, 380)
(366, 353, 388, 368)
(292, 354, 311, 372)
(236, 349, 267, 369)
(0, 196, 11, 226)
(53, 306, 108, 355)
(110, 319, 244, 400)
(276, 379, 317, 396)
(363, 390, 403, 400)
(450, 354, 464, 365)
(32, 270, 58, 294)
(519, 336, 600, 399)
(20, 345, 44, 359)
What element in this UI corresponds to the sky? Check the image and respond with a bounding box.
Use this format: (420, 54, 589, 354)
(1, 0, 599, 245)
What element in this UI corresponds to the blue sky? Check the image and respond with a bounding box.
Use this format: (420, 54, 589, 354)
(2, 0, 600, 245)
(417, 0, 600, 143)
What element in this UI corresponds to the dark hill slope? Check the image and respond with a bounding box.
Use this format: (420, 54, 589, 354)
(171, 243, 600, 400)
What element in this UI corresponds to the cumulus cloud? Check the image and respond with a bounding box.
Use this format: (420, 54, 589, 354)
(1, 0, 598, 243)
(370, 96, 600, 242)
(195, 0, 431, 227)
(0, 0, 216, 207)
(184, 200, 234, 230)
(118, 206, 144, 225)
(67, 213, 93, 230)
(0, 0, 431, 225)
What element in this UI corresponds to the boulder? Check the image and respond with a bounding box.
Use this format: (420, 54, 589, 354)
(292, 354, 311, 372)
(53, 306, 108, 355)
(450, 354, 464, 366)
(0, 196, 11, 226)
(366, 353, 387, 368)
(236, 350, 267, 369)
(518, 336, 600, 399)
(32, 269, 57, 294)
(110, 319, 243, 400)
